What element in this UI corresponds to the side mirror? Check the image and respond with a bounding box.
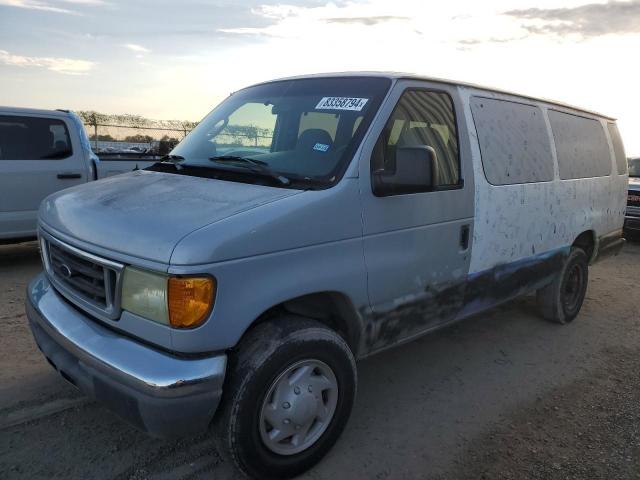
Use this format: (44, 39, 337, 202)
(373, 146, 437, 196)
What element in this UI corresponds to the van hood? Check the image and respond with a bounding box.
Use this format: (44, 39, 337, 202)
(629, 177, 640, 191)
(39, 170, 301, 263)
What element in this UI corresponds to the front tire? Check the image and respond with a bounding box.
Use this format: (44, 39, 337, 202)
(537, 247, 589, 324)
(214, 316, 357, 479)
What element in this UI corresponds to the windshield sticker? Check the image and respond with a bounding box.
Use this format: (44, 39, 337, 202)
(316, 97, 369, 111)
(313, 143, 330, 152)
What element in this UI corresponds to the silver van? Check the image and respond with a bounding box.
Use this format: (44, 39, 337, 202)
(26, 73, 627, 479)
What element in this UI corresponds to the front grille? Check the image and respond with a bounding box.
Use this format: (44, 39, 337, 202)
(48, 242, 112, 307)
(629, 191, 640, 208)
(40, 232, 124, 320)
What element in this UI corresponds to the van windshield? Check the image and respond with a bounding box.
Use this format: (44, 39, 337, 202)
(169, 77, 391, 188)
(629, 158, 640, 177)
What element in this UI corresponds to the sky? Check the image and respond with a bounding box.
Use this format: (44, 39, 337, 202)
(0, 0, 639, 155)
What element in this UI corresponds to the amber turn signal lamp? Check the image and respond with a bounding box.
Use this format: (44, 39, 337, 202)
(167, 276, 216, 328)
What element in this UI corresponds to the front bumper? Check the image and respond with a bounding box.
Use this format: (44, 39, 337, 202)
(624, 215, 640, 233)
(26, 272, 227, 438)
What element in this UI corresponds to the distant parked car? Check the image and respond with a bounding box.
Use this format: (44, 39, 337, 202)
(128, 146, 148, 153)
(0, 107, 156, 243)
(625, 157, 640, 239)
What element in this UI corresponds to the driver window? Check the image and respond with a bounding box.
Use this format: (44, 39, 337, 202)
(215, 102, 277, 152)
(372, 90, 460, 188)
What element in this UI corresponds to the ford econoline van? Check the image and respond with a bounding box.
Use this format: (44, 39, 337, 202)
(26, 73, 627, 479)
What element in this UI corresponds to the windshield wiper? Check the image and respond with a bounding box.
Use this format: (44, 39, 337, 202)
(208, 155, 290, 186)
(161, 154, 185, 162)
(158, 154, 185, 170)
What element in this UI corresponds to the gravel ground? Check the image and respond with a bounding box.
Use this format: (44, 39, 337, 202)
(0, 239, 639, 479)
(442, 346, 640, 480)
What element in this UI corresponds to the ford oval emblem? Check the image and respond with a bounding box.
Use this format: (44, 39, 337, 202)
(60, 264, 73, 279)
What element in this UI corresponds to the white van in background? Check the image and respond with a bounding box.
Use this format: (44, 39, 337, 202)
(0, 107, 154, 243)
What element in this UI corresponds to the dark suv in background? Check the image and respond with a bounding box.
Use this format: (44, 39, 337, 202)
(626, 157, 640, 239)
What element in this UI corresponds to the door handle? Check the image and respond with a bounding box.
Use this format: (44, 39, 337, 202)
(57, 173, 82, 179)
(460, 224, 470, 251)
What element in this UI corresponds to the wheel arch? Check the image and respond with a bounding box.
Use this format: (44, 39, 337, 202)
(572, 230, 596, 263)
(237, 291, 364, 357)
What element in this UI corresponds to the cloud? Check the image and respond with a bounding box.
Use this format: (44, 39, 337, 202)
(219, 4, 417, 38)
(0, 49, 95, 74)
(0, 0, 76, 14)
(457, 35, 527, 46)
(324, 15, 409, 26)
(123, 43, 151, 54)
(0, 0, 108, 14)
(505, 0, 640, 38)
(59, 0, 108, 4)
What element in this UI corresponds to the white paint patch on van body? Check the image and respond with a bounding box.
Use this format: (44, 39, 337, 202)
(459, 87, 627, 275)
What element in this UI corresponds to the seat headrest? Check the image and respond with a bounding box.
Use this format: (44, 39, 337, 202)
(399, 126, 431, 146)
(296, 129, 333, 153)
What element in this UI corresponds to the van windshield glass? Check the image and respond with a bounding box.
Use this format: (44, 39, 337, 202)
(170, 77, 391, 188)
(629, 158, 640, 177)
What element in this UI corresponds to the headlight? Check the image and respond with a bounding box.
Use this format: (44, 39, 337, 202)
(121, 267, 216, 329)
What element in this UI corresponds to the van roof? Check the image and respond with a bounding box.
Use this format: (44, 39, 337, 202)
(255, 71, 615, 121)
(0, 106, 72, 117)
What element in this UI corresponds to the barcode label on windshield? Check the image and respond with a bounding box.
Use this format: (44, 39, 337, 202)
(315, 97, 369, 111)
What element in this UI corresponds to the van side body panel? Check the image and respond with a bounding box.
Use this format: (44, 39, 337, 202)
(459, 86, 626, 318)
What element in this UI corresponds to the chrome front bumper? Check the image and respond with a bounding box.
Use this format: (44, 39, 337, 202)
(624, 215, 640, 233)
(26, 272, 227, 438)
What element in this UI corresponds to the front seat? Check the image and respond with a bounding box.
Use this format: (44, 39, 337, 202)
(296, 129, 333, 153)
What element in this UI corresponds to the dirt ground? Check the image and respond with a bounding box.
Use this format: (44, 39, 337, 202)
(0, 240, 639, 479)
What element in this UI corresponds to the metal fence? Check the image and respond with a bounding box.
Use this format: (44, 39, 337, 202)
(82, 123, 191, 155)
(213, 133, 273, 149)
(78, 112, 275, 157)
(76, 111, 197, 156)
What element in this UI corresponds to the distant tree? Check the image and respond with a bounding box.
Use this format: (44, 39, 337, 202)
(222, 124, 271, 146)
(89, 133, 116, 142)
(158, 134, 180, 155)
(124, 134, 154, 143)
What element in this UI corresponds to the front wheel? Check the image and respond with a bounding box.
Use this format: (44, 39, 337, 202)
(537, 247, 589, 324)
(214, 316, 357, 479)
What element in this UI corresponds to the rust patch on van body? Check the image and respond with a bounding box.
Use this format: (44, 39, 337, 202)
(361, 247, 568, 355)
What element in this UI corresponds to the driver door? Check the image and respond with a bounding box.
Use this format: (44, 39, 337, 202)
(358, 81, 475, 353)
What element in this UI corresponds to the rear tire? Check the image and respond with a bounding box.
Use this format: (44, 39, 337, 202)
(214, 316, 357, 480)
(537, 247, 589, 324)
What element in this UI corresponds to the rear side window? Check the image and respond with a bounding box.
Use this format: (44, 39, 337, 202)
(607, 123, 627, 174)
(548, 110, 611, 179)
(470, 97, 554, 185)
(0, 115, 72, 160)
(371, 89, 460, 189)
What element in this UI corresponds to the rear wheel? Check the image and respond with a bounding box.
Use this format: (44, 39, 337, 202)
(214, 316, 357, 480)
(537, 247, 589, 324)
